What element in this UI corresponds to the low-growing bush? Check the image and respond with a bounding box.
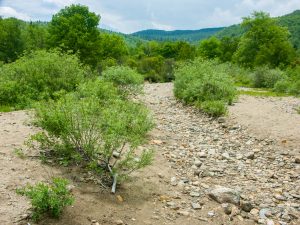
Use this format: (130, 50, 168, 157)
(0, 50, 89, 109)
(17, 178, 74, 221)
(252, 66, 286, 88)
(32, 80, 154, 192)
(174, 58, 236, 116)
(101, 66, 144, 96)
(198, 100, 227, 116)
(273, 65, 300, 95)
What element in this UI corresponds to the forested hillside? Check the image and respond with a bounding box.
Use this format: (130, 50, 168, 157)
(131, 28, 224, 43)
(216, 10, 300, 49)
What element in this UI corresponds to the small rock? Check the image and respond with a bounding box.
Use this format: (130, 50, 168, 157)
(207, 211, 215, 217)
(114, 219, 124, 225)
(178, 210, 190, 216)
(194, 160, 202, 167)
(259, 208, 271, 219)
(218, 117, 226, 123)
(222, 152, 230, 160)
(294, 156, 300, 164)
(250, 208, 259, 216)
(191, 202, 201, 209)
(266, 219, 275, 225)
(245, 152, 255, 160)
(113, 151, 121, 158)
(209, 186, 240, 205)
(198, 152, 207, 158)
(222, 203, 232, 215)
(240, 201, 253, 212)
(190, 191, 201, 197)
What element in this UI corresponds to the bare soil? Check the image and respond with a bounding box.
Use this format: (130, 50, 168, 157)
(229, 95, 300, 152)
(0, 83, 299, 225)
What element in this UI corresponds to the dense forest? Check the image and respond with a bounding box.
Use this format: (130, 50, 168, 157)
(132, 27, 224, 43)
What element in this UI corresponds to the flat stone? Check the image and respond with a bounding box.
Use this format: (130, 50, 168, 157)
(191, 202, 201, 209)
(209, 186, 240, 205)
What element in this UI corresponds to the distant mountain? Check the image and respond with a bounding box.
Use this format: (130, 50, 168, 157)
(131, 28, 224, 43)
(100, 29, 146, 48)
(215, 10, 300, 49)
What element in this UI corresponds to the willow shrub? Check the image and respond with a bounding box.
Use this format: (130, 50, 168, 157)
(174, 58, 236, 116)
(32, 79, 154, 192)
(101, 66, 144, 97)
(0, 50, 89, 109)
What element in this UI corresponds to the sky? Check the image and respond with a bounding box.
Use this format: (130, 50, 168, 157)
(0, 0, 299, 33)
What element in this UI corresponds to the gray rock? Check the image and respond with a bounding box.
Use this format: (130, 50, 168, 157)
(209, 186, 240, 205)
(218, 117, 226, 123)
(113, 151, 121, 158)
(191, 202, 202, 209)
(194, 159, 202, 167)
(259, 208, 271, 219)
(190, 191, 201, 197)
(240, 201, 254, 212)
(245, 152, 255, 160)
(294, 156, 300, 164)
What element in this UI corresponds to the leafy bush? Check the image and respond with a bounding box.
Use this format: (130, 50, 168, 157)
(198, 100, 227, 117)
(17, 178, 74, 221)
(174, 58, 236, 116)
(273, 65, 300, 95)
(102, 66, 144, 96)
(0, 50, 89, 109)
(252, 66, 286, 88)
(32, 80, 154, 192)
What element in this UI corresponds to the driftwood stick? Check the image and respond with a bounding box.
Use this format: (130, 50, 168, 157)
(111, 173, 118, 194)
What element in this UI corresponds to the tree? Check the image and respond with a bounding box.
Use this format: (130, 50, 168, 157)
(234, 11, 296, 68)
(22, 22, 48, 51)
(198, 37, 222, 59)
(99, 33, 128, 61)
(0, 17, 24, 63)
(48, 4, 101, 67)
(219, 36, 239, 62)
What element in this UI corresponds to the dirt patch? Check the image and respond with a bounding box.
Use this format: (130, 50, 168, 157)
(229, 95, 300, 152)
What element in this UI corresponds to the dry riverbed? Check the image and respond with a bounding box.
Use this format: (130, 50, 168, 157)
(0, 83, 299, 225)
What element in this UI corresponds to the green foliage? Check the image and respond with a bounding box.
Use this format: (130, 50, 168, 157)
(198, 100, 227, 117)
(101, 66, 144, 96)
(0, 18, 24, 62)
(22, 22, 49, 51)
(48, 4, 101, 67)
(32, 80, 154, 188)
(216, 10, 300, 50)
(252, 66, 286, 88)
(233, 11, 296, 68)
(273, 65, 300, 95)
(198, 37, 222, 59)
(17, 178, 74, 221)
(0, 50, 87, 109)
(174, 58, 236, 116)
(98, 33, 128, 61)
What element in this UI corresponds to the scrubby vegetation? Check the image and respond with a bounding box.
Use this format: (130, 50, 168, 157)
(0, 50, 87, 110)
(174, 59, 236, 116)
(32, 76, 154, 192)
(17, 178, 74, 221)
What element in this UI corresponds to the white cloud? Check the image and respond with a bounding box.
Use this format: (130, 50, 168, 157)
(0, 6, 30, 20)
(0, 0, 299, 33)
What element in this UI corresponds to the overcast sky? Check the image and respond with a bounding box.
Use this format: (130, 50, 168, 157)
(0, 0, 299, 33)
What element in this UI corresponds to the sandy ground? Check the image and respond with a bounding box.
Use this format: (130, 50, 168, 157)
(229, 95, 300, 153)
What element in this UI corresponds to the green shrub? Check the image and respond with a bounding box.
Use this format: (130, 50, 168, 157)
(0, 50, 89, 109)
(273, 65, 300, 95)
(198, 100, 227, 117)
(17, 178, 74, 221)
(102, 66, 143, 96)
(32, 80, 154, 192)
(252, 66, 286, 88)
(174, 58, 236, 116)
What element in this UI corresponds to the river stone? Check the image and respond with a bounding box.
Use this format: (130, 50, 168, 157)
(209, 186, 240, 205)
